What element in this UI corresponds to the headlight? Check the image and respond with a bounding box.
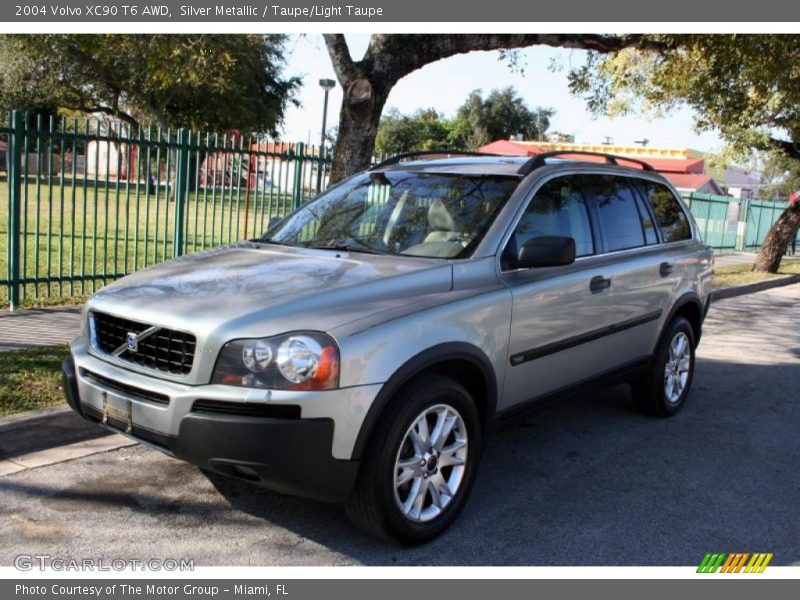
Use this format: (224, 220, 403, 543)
(212, 332, 339, 391)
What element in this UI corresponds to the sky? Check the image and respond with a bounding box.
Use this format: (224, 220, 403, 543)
(279, 34, 723, 153)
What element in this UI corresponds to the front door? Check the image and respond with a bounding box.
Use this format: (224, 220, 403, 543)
(499, 174, 612, 410)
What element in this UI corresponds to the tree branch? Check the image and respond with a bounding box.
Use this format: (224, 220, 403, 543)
(323, 34, 360, 84)
(770, 137, 800, 161)
(363, 34, 657, 83)
(62, 102, 141, 131)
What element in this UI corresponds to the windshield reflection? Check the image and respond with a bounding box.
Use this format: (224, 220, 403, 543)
(264, 171, 520, 259)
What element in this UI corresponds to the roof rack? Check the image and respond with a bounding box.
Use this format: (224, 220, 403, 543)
(370, 150, 501, 170)
(517, 150, 655, 175)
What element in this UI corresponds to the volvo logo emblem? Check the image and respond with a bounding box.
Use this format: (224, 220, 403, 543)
(112, 326, 159, 358)
(126, 332, 139, 352)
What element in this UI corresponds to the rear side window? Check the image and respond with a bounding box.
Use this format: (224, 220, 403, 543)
(582, 175, 646, 252)
(640, 181, 692, 242)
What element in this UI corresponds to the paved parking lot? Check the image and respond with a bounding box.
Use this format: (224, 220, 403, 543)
(1, 285, 798, 566)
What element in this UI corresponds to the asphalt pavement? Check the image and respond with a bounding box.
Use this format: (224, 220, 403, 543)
(0, 284, 798, 566)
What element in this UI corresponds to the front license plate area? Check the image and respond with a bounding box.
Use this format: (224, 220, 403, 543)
(101, 391, 133, 433)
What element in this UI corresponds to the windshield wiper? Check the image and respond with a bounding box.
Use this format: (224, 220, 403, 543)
(306, 243, 385, 255)
(251, 237, 297, 246)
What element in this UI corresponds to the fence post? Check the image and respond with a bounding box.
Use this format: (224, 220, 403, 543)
(292, 142, 304, 210)
(7, 111, 24, 311)
(172, 128, 189, 257)
(736, 199, 748, 252)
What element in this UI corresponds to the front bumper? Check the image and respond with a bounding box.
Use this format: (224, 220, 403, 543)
(62, 346, 380, 503)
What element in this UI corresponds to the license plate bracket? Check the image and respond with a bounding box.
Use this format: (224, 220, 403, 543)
(101, 391, 133, 433)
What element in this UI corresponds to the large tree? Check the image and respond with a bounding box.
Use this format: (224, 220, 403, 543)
(568, 34, 800, 272)
(451, 87, 553, 149)
(757, 152, 800, 201)
(0, 34, 299, 134)
(323, 34, 649, 183)
(375, 108, 455, 155)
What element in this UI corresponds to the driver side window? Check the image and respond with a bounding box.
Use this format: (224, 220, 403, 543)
(504, 176, 594, 268)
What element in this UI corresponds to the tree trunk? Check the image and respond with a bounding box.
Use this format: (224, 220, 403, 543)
(323, 34, 651, 184)
(329, 84, 390, 183)
(753, 203, 800, 273)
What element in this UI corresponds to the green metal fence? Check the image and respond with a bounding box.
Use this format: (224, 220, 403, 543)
(742, 198, 800, 251)
(1, 111, 331, 309)
(682, 193, 740, 253)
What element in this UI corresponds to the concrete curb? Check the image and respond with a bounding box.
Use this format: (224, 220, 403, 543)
(0, 434, 137, 477)
(712, 274, 800, 301)
(0, 405, 72, 430)
(0, 406, 138, 477)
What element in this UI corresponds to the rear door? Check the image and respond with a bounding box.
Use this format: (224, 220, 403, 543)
(580, 174, 674, 360)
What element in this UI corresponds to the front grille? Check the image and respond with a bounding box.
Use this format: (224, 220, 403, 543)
(80, 369, 170, 406)
(91, 311, 196, 375)
(192, 399, 301, 419)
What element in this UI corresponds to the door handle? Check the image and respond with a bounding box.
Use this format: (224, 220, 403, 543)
(590, 275, 611, 293)
(659, 262, 674, 277)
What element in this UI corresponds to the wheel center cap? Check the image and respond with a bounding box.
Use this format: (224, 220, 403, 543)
(426, 455, 438, 472)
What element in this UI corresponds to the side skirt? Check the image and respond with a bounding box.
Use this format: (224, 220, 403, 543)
(492, 355, 652, 428)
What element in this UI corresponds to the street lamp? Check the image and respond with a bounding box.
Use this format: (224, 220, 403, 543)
(317, 78, 336, 192)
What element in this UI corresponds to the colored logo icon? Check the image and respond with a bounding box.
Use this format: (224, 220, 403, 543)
(697, 553, 773, 573)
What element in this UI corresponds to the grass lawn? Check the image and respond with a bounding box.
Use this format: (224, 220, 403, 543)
(0, 178, 296, 306)
(714, 259, 800, 289)
(0, 344, 69, 417)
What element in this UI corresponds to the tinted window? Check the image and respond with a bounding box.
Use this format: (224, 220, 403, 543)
(583, 175, 646, 252)
(633, 188, 659, 245)
(640, 181, 692, 242)
(510, 175, 594, 260)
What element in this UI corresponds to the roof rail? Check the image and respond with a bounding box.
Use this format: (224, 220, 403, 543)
(370, 150, 501, 170)
(517, 150, 655, 175)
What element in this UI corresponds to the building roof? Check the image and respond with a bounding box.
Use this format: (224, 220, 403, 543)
(662, 173, 723, 194)
(478, 140, 704, 159)
(644, 158, 705, 174)
(479, 139, 707, 174)
(721, 165, 760, 188)
(479, 139, 547, 156)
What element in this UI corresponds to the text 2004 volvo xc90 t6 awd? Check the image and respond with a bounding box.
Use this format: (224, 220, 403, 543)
(63, 151, 713, 543)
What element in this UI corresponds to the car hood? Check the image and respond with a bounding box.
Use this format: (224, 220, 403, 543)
(88, 243, 453, 340)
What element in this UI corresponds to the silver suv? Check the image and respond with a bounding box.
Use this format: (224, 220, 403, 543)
(62, 151, 714, 543)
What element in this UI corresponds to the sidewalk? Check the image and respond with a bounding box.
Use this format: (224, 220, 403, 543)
(0, 306, 82, 352)
(713, 252, 759, 268)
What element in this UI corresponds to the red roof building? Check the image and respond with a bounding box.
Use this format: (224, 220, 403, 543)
(478, 140, 724, 195)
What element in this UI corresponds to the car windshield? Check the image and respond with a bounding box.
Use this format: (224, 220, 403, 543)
(263, 171, 521, 258)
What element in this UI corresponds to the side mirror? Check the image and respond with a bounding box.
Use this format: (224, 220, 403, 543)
(267, 216, 284, 231)
(516, 235, 576, 269)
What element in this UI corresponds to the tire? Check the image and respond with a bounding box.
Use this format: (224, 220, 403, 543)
(631, 316, 696, 417)
(344, 375, 482, 544)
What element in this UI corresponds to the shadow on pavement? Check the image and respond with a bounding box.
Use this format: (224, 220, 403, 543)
(1, 357, 798, 566)
(0, 409, 111, 460)
(201, 356, 800, 565)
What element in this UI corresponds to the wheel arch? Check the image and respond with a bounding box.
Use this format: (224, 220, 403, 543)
(350, 342, 497, 460)
(659, 292, 704, 351)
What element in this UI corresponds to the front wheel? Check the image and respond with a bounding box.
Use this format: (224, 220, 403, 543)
(631, 316, 696, 417)
(345, 375, 482, 544)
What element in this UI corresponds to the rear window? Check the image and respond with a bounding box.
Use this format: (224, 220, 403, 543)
(640, 181, 692, 242)
(582, 175, 646, 252)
